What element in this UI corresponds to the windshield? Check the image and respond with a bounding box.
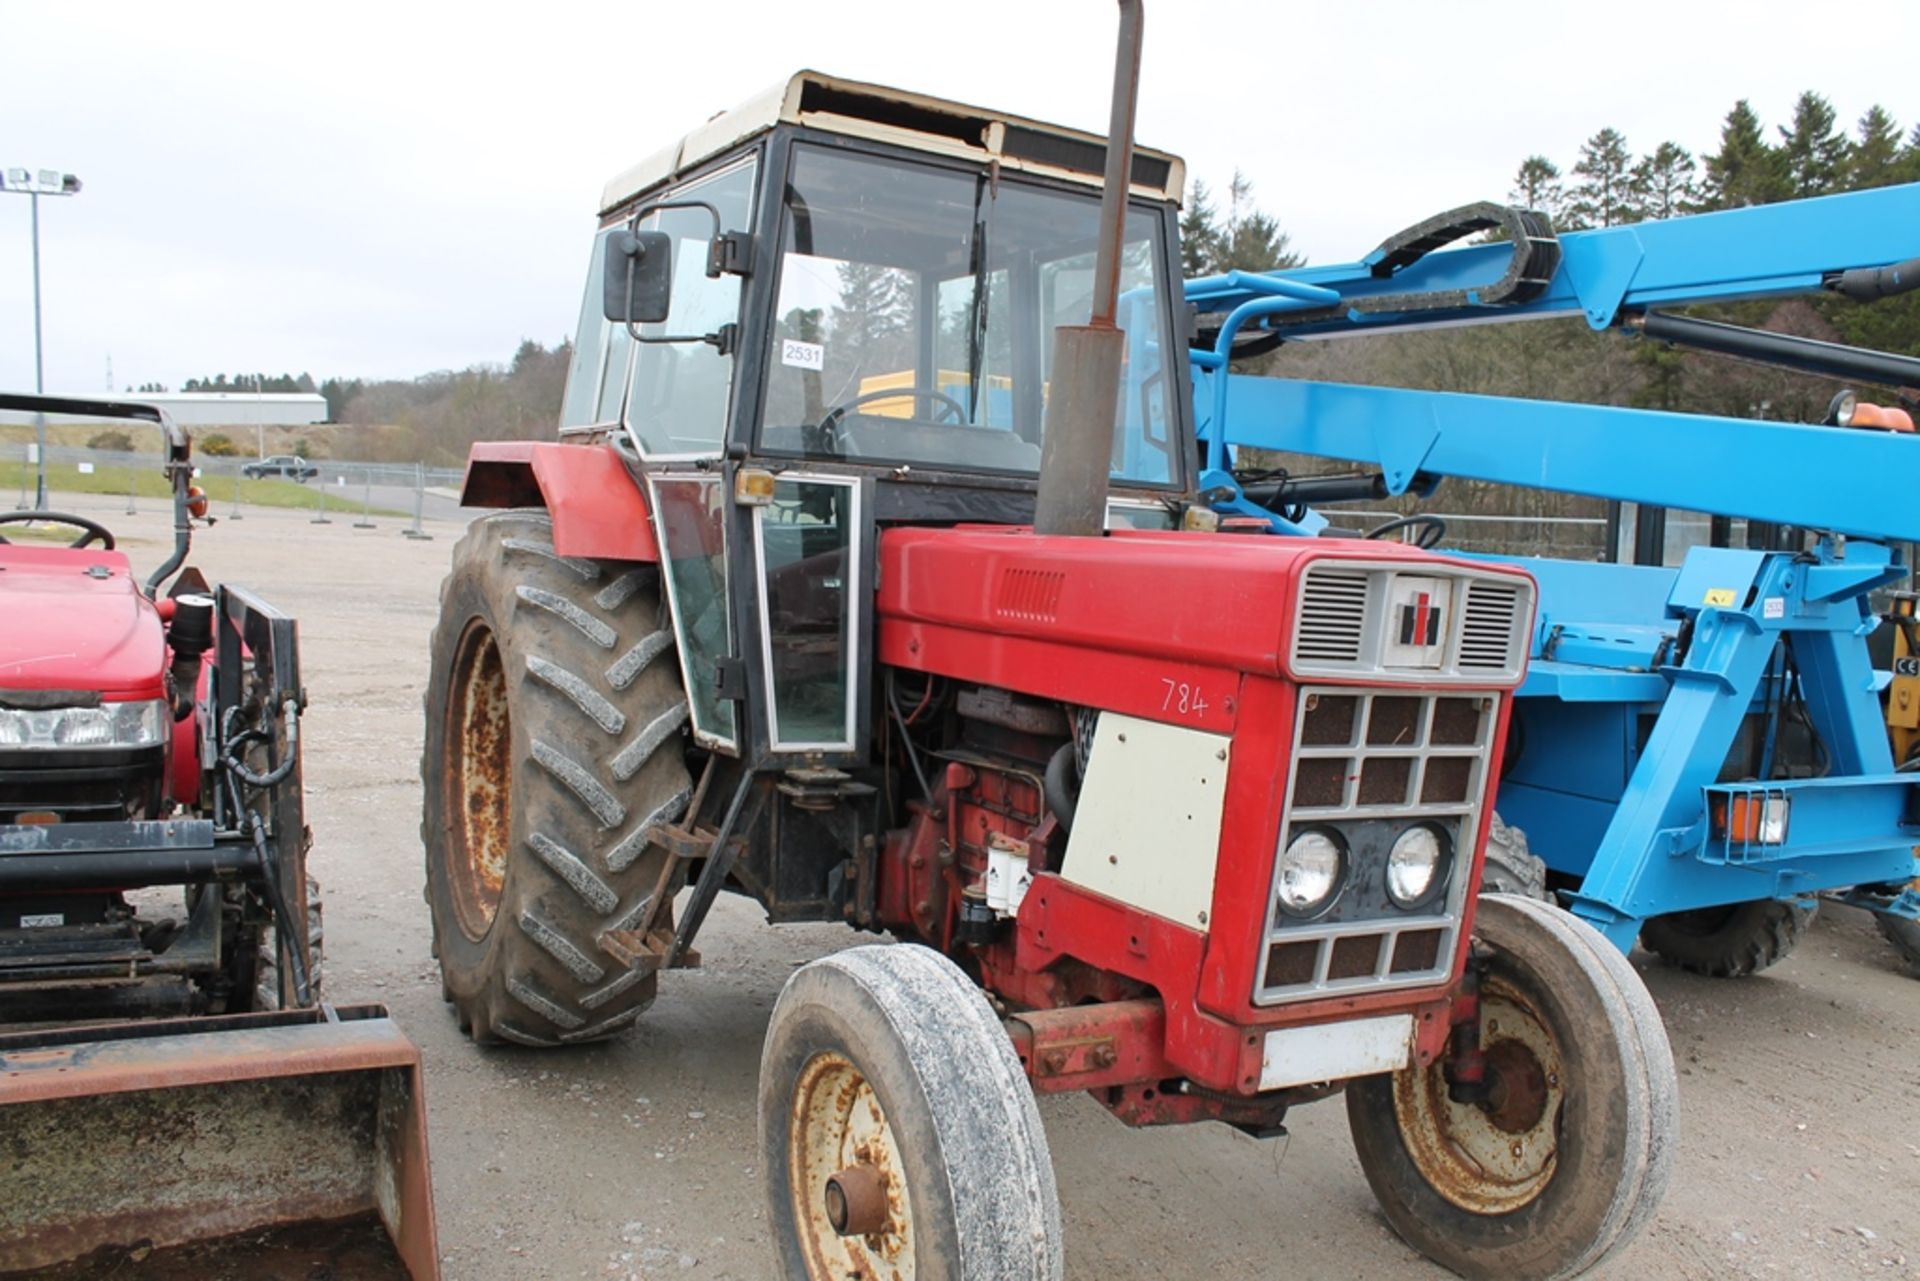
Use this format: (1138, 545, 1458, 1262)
(759, 144, 1177, 486)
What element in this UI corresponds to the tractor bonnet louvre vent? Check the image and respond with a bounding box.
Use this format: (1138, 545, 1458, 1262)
(1459, 581, 1522, 671)
(1295, 567, 1369, 663)
(996, 568, 1066, 622)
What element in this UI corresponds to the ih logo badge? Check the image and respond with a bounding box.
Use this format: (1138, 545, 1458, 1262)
(1384, 576, 1452, 669)
(1399, 591, 1442, 647)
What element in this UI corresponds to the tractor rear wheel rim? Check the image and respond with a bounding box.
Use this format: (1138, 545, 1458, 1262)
(788, 1052, 915, 1279)
(1391, 980, 1565, 1215)
(447, 620, 510, 942)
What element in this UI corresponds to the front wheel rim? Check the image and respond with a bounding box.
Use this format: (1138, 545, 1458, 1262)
(788, 1052, 916, 1280)
(1391, 977, 1566, 1215)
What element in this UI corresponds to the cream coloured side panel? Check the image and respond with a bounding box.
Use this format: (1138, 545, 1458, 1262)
(1060, 713, 1231, 932)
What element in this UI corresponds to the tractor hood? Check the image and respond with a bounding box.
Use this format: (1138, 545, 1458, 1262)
(0, 546, 166, 702)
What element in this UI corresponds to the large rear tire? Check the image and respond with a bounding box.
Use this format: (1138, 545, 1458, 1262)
(1347, 894, 1676, 1281)
(760, 944, 1063, 1280)
(1640, 899, 1813, 978)
(423, 511, 692, 1046)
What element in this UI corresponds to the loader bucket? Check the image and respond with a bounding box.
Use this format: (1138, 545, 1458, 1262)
(0, 1004, 438, 1279)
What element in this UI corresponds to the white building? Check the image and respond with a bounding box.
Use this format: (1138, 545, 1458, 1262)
(85, 392, 329, 428)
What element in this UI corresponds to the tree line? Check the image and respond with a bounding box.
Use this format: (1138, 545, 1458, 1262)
(1512, 93, 1918, 230)
(129, 372, 368, 426)
(323, 339, 571, 465)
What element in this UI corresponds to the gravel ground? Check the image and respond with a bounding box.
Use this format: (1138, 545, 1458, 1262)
(60, 493, 1920, 1280)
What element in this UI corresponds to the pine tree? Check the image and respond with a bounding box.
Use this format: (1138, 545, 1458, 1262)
(1848, 106, 1904, 189)
(1634, 142, 1697, 219)
(1899, 125, 1920, 184)
(830, 262, 908, 343)
(1509, 155, 1565, 221)
(1214, 172, 1300, 273)
(1226, 170, 1253, 239)
(1778, 91, 1850, 196)
(319, 377, 364, 423)
(830, 260, 913, 383)
(1702, 100, 1787, 208)
(1180, 179, 1222, 277)
(1220, 211, 1300, 273)
(1568, 128, 1641, 228)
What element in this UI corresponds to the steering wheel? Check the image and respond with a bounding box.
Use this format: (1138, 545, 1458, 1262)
(0, 511, 116, 549)
(819, 386, 971, 437)
(1364, 514, 1447, 550)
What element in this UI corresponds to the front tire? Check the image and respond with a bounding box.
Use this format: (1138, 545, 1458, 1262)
(422, 511, 692, 1047)
(1477, 812, 1549, 900)
(1640, 899, 1814, 977)
(760, 945, 1063, 1280)
(254, 875, 324, 1010)
(1874, 909, 1920, 975)
(1347, 894, 1676, 1281)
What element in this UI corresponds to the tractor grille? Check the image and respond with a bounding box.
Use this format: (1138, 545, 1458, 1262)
(1460, 579, 1525, 672)
(0, 747, 164, 823)
(1291, 560, 1532, 684)
(1253, 686, 1498, 1006)
(1294, 567, 1369, 664)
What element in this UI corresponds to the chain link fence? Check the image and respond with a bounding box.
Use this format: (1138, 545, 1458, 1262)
(4, 442, 465, 533)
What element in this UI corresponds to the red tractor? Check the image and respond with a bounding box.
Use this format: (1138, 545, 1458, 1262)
(0, 395, 437, 1279)
(424, 56, 1676, 1281)
(0, 395, 315, 1020)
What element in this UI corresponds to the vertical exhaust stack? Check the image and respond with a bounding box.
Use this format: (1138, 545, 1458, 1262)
(1033, 0, 1143, 538)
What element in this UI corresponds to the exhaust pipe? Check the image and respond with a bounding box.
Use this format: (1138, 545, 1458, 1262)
(1032, 0, 1143, 538)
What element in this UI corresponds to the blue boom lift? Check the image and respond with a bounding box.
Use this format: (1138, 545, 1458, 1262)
(1189, 182, 1920, 974)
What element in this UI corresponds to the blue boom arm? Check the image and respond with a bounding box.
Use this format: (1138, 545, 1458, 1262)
(1190, 182, 1920, 542)
(1187, 184, 1920, 953)
(1187, 182, 1920, 337)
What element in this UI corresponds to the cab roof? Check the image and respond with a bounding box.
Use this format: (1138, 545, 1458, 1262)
(599, 70, 1185, 216)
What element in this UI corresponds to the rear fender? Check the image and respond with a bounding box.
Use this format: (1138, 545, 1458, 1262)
(460, 441, 657, 561)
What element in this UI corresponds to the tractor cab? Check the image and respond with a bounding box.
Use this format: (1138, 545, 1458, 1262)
(558, 72, 1192, 765)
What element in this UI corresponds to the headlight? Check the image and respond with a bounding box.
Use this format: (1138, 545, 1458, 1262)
(1277, 828, 1346, 916)
(1387, 823, 1450, 908)
(0, 699, 169, 751)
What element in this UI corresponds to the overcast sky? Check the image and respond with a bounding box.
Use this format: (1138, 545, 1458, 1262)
(3, 1, 1912, 394)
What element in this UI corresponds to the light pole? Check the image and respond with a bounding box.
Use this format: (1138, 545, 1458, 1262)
(2, 167, 83, 510)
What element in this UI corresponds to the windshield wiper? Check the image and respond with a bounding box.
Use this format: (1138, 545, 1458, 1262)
(965, 176, 990, 424)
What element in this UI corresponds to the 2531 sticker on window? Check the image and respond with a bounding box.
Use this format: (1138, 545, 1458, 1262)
(781, 339, 824, 371)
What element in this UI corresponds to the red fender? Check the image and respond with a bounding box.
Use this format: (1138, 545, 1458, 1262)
(460, 441, 658, 561)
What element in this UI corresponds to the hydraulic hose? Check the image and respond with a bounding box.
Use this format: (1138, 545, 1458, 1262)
(1830, 256, 1920, 304)
(221, 700, 301, 788)
(247, 813, 312, 1008)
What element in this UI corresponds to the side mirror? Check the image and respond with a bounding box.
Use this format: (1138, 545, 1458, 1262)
(603, 229, 674, 325)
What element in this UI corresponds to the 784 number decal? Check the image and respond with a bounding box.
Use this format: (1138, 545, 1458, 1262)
(1161, 678, 1209, 717)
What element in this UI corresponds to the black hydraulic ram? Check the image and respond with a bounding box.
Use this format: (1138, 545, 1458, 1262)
(1632, 309, 1920, 391)
(0, 819, 247, 889)
(1830, 255, 1920, 304)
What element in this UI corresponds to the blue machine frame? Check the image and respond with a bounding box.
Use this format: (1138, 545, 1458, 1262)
(1190, 182, 1920, 953)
